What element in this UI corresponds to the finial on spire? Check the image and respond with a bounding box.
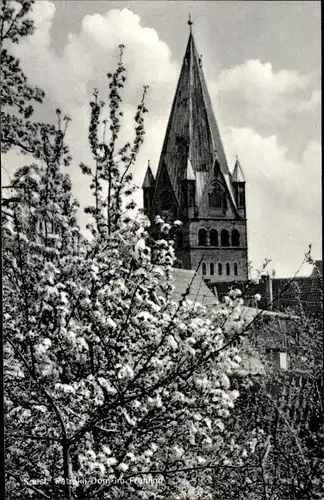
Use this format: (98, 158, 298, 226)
(148, 159, 150, 167)
(188, 13, 193, 32)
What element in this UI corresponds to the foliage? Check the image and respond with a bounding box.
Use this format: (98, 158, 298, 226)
(0, 0, 58, 157)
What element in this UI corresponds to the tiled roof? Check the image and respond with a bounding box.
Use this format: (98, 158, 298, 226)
(163, 268, 218, 307)
(212, 268, 322, 318)
(271, 275, 322, 316)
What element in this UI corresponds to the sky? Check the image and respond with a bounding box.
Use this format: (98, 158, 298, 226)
(2, 0, 321, 277)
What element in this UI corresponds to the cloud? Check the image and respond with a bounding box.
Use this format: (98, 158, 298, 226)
(291, 89, 321, 113)
(222, 127, 321, 276)
(12, 3, 179, 110)
(213, 59, 319, 125)
(7, 2, 179, 203)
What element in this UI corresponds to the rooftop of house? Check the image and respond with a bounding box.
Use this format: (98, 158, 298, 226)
(270, 261, 322, 316)
(163, 268, 302, 375)
(211, 260, 322, 317)
(164, 268, 295, 321)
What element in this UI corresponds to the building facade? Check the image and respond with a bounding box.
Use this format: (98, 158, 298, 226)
(142, 26, 248, 283)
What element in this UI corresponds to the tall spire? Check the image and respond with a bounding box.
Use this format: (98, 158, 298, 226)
(188, 13, 193, 33)
(152, 24, 237, 212)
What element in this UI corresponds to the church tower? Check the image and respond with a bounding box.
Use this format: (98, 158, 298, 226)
(142, 20, 248, 283)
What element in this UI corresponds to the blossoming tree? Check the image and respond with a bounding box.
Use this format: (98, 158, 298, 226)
(2, 4, 246, 498)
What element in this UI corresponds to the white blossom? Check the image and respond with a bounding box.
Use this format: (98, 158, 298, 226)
(106, 317, 117, 329)
(118, 462, 128, 472)
(173, 220, 183, 227)
(117, 364, 134, 380)
(167, 334, 178, 350)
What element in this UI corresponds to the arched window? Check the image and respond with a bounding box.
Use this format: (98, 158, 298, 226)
(221, 229, 230, 247)
(226, 263, 230, 276)
(234, 263, 238, 276)
(232, 229, 240, 247)
(202, 262, 207, 276)
(210, 263, 214, 276)
(176, 230, 183, 248)
(218, 263, 222, 276)
(209, 183, 223, 209)
(198, 228, 207, 246)
(210, 229, 218, 246)
(209, 182, 227, 213)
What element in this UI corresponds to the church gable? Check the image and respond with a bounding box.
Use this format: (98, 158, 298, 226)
(152, 162, 179, 219)
(199, 179, 236, 218)
(197, 156, 237, 218)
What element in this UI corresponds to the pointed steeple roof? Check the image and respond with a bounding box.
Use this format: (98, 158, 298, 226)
(153, 26, 237, 211)
(232, 157, 245, 183)
(142, 161, 155, 188)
